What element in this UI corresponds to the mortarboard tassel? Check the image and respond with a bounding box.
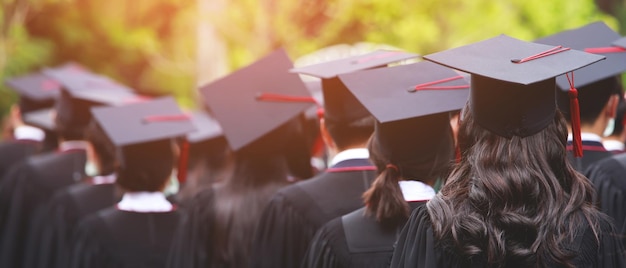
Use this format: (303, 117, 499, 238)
(142, 113, 193, 182)
(584, 47, 626, 54)
(409, 75, 470, 92)
(566, 72, 583, 158)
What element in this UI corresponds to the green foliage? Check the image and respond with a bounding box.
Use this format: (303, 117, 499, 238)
(207, 0, 617, 69)
(0, 0, 622, 129)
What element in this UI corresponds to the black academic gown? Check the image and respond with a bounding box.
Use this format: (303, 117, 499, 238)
(0, 139, 41, 180)
(390, 206, 626, 268)
(249, 159, 376, 268)
(0, 149, 86, 268)
(585, 153, 626, 246)
(303, 201, 427, 268)
(70, 207, 183, 268)
(24, 180, 121, 268)
(567, 140, 613, 172)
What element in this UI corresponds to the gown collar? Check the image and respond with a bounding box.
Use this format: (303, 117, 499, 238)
(399, 180, 435, 202)
(117, 191, 173, 212)
(330, 148, 369, 167)
(603, 140, 625, 152)
(59, 140, 90, 152)
(13, 125, 45, 142)
(91, 174, 117, 185)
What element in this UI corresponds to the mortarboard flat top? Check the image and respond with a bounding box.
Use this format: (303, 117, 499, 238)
(535, 21, 626, 89)
(425, 34, 605, 86)
(338, 61, 469, 124)
(91, 97, 196, 147)
(535, 22, 626, 90)
(614, 36, 626, 49)
(424, 34, 604, 138)
(5, 72, 61, 102)
(22, 108, 56, 131)
(43, 65, 137, 105)
(186, 111, 223, 143)
(199, 48, 313, 151)
(290, 49, 419, 79)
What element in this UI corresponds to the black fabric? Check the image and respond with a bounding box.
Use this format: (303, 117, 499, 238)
(586, 153, 626, 247)
(0, 150, 86, 268)
(390, 206, 626, 268)
(70, 207, 183, 268)
(249, 158, 376, 268)
(24, 182, 120, 268)
(303, 201, 426, 268)
(0, 140, 41, 181)
(166, 189, 215, 268)
(567, 140, 613, 172)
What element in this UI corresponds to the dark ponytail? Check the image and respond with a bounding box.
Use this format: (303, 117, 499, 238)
(362, 164, 408, 228)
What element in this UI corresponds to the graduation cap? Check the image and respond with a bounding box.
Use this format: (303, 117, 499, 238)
(199, 48, 314, 152)
(5, 72, 60, 113)
(91, 96, 196, 185)
(535, 22, 626, 120)
(43, 65, 145, 128)
(339, 61, 469, 163)
(291, 50, 419, 124)
(424, 34, 605, 157)
(91, 96, 195, 148)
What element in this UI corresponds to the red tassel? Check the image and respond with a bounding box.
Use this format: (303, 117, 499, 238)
(177, 139, 189, 184)
(584, 47, 626, 54)
(566, 72, 583, 158)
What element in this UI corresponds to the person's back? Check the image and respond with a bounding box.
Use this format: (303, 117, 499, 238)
(250, 49, 420, 268)
(167, 49, 316, 268)
(391, 34, 625, 268)
(535, 22, 626, 172)
(303, 60, 468, 268)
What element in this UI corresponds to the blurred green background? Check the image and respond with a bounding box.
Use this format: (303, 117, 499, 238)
(1, 0, 624, 131)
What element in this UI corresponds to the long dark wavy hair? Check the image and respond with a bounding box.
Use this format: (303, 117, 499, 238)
(428, 104, 602, 267)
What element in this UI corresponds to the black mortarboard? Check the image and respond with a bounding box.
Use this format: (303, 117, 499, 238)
(199, 48, 314, 151)
(424, 34, 604, 156)
(186, 110, 223, 144)
(535, 22, 626, 120)
(291, 50, 419, 124)
(5, 72, 60, 113)
(339, 61, 468, 162)
(43, 65, 143, 128)
(92, 97, 195, 185)
(91, 96, 195, 148)
(22, 108, 56, 131)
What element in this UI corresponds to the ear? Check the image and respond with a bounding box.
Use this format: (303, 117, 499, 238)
(605, 95, 620, 119)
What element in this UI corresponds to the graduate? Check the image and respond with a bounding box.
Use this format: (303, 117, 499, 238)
(24, 118, 123, 268)
(535, 21, 626, 172)
(167, 48, 314, 268)
(303, 61, 469, 268)
(69, 96, 195, 268)
(0, 71, 59, 179)
(249, 49, 418, 268)
(174, 110, 233, 204)
(391, 34, 625, 267)
(0, 64, 138, 268)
